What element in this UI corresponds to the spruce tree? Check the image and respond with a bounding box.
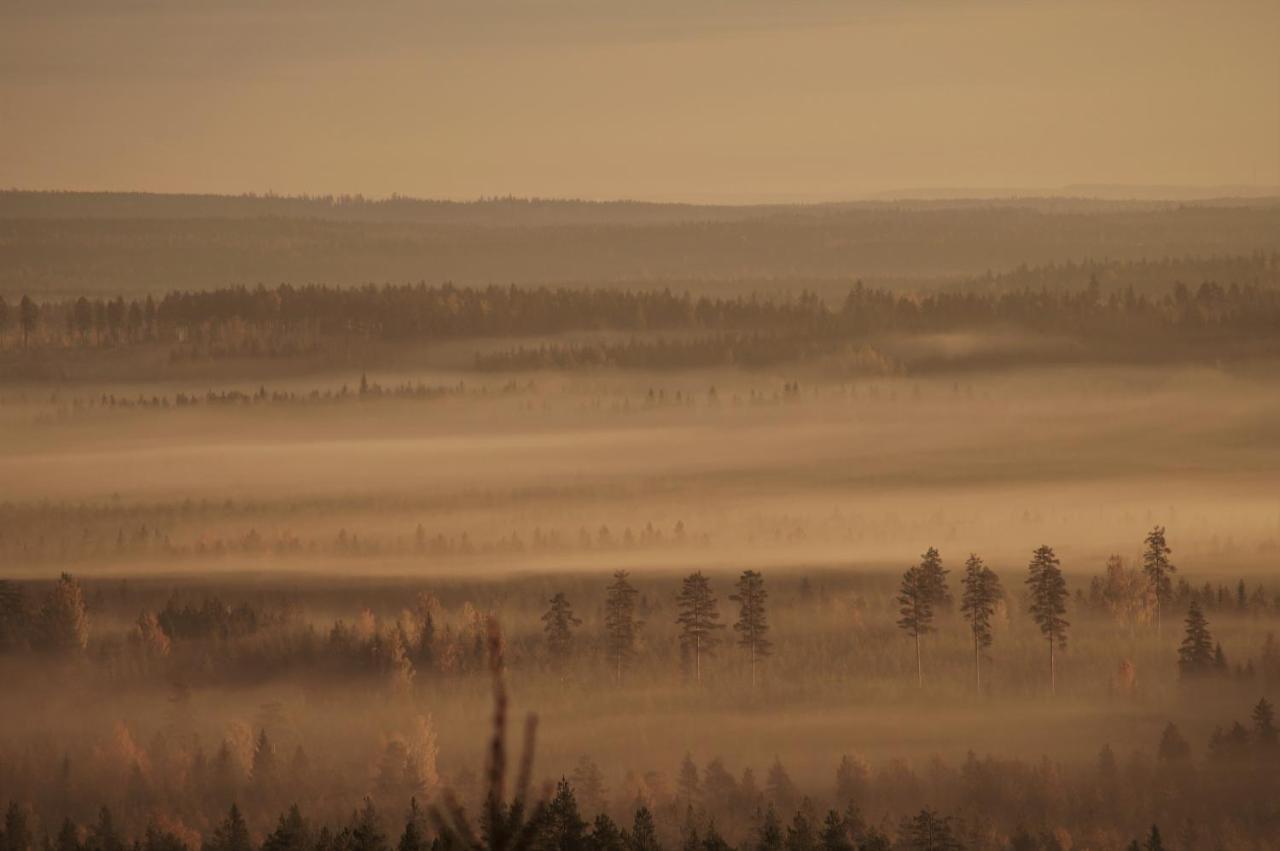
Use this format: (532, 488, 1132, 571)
(729, 570, 772, 690)
(1177, 602, 1215, 678)
(676, 572, 723, 684)
(896, 565, 934, 688)
(541, 593, 582, 671)
(1026, 545, 1069, 696)
(1142, 526, 1176, 638)
(959, 554, 1002, 692)
(604, 571, 642, 685)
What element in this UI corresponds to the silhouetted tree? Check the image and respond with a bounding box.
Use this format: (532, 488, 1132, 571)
(603, 571, 642, 685)
(1143, 526, 1176, 638)
(784, 810, 815, 851)
(896, 810, 959, 851)
(1252, 698, 1277, 750)
(36, 573, 89, 654)
(543, 780, 587, 851)
(730, 570, 771, 689)
(2, 804, 31, 851)
(1177, 602, 1215, 677)
(1026, 546, 1069, 695)
(818, 811, 851, 851)
(959, 554, 1002, 691)
(896, 565, 934, 688)
(917, 548, 950, 610)
(262, 805, 312, 851)
(204, 805, 251, 851)
(629, 808, 660, 851)
(350, 798, 389, 851)
(541, 593, 581, 671)
(676, 572, 723, 684)
(1156, 723, 1190, 762)
(757, 807, 783, 851)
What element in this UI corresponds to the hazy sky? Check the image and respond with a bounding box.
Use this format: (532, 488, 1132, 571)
(2, 0, 1279, 202)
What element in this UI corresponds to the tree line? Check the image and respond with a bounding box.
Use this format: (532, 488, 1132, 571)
(4, 279, 1280, 366)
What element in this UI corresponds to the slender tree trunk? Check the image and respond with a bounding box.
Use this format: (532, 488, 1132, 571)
(1049, 636, 1056, 697)
(615, 648, 622, 686)
(695, 633, 702, 685)
(974, 630, 981, 693)
(750, 640, 757, 691)
(915, 631, 922, 688)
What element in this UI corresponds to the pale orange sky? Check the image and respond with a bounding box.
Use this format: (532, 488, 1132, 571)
(2, 0, 1279, 203)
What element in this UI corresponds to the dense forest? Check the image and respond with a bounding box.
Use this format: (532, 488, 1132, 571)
(2, 272, 1280, 380)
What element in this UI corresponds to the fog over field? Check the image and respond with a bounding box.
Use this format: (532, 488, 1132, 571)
(5, 2, 1280, 850)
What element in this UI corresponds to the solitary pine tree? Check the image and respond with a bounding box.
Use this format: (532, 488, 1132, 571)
(729, 569, 771, 690)
(1177, 602, 1215, 678)
(603, 570, 642, 685)
(896, 565, 934, 688)
(917, 547, 951, 610)
(1143, 526, 1176, 638)
(959, 554, 1002, 692)
(676, 572, 723, 684)
(542, 593, 582, 671)
(1026, 545, 1069, 696)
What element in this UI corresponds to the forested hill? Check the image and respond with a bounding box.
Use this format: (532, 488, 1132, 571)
(6, 189, 1275, 225)
(2, 192, 1280, 298)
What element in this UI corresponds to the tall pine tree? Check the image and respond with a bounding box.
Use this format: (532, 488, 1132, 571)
(1143, 526, 1176, 639)
(541, 593, 582, 671)
(604, 571, 642, 685)
(729, 570, 771, 690)
(959, 554, 1002, 692)
(676, 572, 723, 684)
(896, 565, 934, 688)
(1026, 545, 1069, 696)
